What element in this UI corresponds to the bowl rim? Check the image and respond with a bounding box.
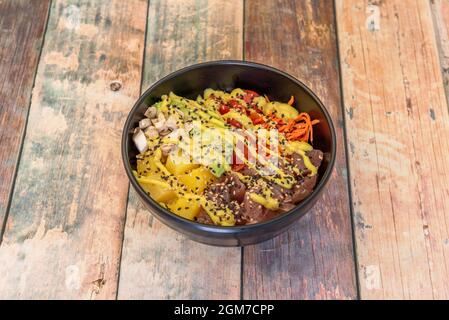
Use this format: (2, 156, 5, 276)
(121, 60, 337, 234)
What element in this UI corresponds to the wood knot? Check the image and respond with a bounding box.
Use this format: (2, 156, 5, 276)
(110, 80, 122, 91)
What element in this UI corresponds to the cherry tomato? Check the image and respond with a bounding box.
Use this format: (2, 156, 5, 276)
(227, 118, 243, 128)
(253, 105, 263, 114)
(249, 112, 264, 125)
(218, 104, 230, 114)
(243, 95, 252, 104)
(243, 89, 259, 103)
(244, 89, 259, 97)
(229, 99, 249, 115)
(229, 99, 240, 109)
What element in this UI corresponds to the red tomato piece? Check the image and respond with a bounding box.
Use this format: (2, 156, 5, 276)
(229, 99, 249, 114)
(218, 104, 230, 114)
(229, 99, 240, 108)
(244, 89, 259, 97)
(249, 112, 264, 125)
(227, 118, 243, 128)
(243, 89, 259, 104)
(253, 105, 263, 114)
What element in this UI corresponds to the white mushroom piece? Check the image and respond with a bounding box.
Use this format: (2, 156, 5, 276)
(132, 127, 148, 153)
(144, 106, 158, 119)
(144, 125, 159, 139)
(158, 114, 178, 136)
(151, 112, 166, 132)
(160, 143, 176, 157)
(139, 118, 152, 129)
(164, 115, 178, 131)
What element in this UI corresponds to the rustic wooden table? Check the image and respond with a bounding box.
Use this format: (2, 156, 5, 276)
(0, 0, 448, 300)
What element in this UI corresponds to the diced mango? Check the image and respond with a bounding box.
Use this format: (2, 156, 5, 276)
(165, 152, 199, 176)
(137, 158, 160, 176)
(167, 197, 201, 220)
(137, 174, 177, 203)
(178, 167, 215, 194)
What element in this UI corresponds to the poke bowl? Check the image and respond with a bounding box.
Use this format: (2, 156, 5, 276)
(121, 60, 336, 246)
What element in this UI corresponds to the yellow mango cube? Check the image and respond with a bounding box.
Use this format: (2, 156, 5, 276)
(167, 197, 201, 220)
(178, 166, 215, 194)
(137, 174, 177, 203)
(137, 157, 160, 176)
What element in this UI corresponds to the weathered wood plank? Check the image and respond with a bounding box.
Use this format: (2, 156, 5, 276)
(243, 0, 357, 299)
(0, 0, 51, 235)
(431, 0, 449, 106)
(117, 0, 243, 299)
(336, 0, 449, 299)
(0, 0, 147, 299)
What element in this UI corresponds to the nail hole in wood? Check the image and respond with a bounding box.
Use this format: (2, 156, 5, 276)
(110, 80, 122, 91)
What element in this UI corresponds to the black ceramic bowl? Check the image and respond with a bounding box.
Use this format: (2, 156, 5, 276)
(122, 60, 336, 246)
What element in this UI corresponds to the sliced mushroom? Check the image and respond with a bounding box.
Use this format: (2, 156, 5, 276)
(165, 115, 178, 131)
(144, 106, 158, 118)
(144, 126, 159, 139)
(161, 143, 176, 157)
(139, 118, 152, 129)
(132, 128, 148, 153)
(159, 128, 172, 136)
(152, 112, 166, 131)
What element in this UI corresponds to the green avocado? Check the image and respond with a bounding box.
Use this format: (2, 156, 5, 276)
(210, 162, 227, 177)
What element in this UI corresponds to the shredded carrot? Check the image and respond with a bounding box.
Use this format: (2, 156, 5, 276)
(309, 119, 320, 142)
(267, 112, 284, 125)
(279, 118, 296, 132)
(277, 112, 320, 142)
(287, 95, 294, 106)
(262, 109, 319, 143)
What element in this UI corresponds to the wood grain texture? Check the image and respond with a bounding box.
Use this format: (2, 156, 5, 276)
(117, 0, 243, 299)
(0, 0, 147, 299)
(431, 0, 449, 106)
(0, 0, 51, 234)
(243, 0, 357, 299)
(336, 0, 449, 299)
